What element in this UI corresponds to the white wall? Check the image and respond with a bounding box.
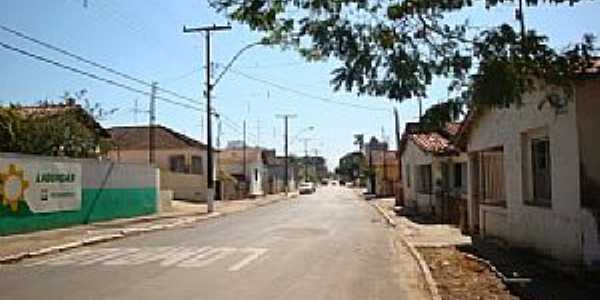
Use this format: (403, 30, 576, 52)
(402, 141, 433, 211)
(401, 141, 467, 215)
(467, 89, 582, 264)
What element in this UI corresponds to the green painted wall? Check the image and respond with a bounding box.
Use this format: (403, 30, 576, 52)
(0, 188, 156, 236)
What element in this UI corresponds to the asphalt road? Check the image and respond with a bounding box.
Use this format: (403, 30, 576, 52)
(0, 186, 424, 300)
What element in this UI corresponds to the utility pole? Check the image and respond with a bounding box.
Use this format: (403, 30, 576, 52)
(184, 24, 231, 213)
(276, 114, 297, 196)
(243, 119, 247, 181)
(148, 82, 157, 164)
(394, 108, 403, 207)
(301, 138, 312, 182)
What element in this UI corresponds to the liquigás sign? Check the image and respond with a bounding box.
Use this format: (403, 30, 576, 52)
(0, 159, 81, 213)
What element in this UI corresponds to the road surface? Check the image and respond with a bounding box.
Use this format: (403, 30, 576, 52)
(0, 186, 425, 300)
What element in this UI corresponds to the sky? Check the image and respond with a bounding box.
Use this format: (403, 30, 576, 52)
(0, 0, 599, 170)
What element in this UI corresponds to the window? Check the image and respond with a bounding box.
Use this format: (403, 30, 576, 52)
(480, 151, 505, 206)
(254, 168, 259, 181)
(416, 164, 432, 194)
(169, 155, 186, 173)
(454, 163, 467, 192)
(191, 156, 203, 175)
(454, 163, 463, 188)
(406, 164, 411, 188)
(531, 138, 552, 205)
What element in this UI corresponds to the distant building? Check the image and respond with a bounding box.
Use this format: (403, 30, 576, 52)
(297, 156, 328, 182)
(371, 150, 401, 197)
(363, 136, 388, 153)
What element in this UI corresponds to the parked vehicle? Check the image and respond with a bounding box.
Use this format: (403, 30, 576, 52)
(299, 182, 316, 194)
(329, 180, 339, 186)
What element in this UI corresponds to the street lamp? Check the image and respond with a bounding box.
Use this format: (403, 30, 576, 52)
(290, 126, 315, 144)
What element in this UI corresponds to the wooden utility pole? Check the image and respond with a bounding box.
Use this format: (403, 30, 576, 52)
(148, 82, 157, 164)
(183, 24, 231, 213)
(276, 114, 297, 196)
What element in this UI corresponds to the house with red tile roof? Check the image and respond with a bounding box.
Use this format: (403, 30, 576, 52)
(399, 122, 467, 225)
(107, 125, 214, 202)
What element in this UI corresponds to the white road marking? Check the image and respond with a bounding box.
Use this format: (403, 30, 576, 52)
(79, 248, 139, 265)
(178, 247, 236, 268)
(160, 247, 211, 266)
(228, 248, 269, 272)
(103, 247, 180, 266)
(26, 246, 269, 271)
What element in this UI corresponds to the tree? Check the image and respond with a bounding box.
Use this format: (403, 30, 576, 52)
(62, 89, 118, 121)
(0, 91, 111, 158)
(210, 0, 597, 113)
(353, 134, 364, 151)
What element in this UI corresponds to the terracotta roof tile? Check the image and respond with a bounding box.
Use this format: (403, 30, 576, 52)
(410, 132, 457, 154)
(444, 122, 462, 137)
(218, 148, 262, 166)
(15, 103, 109, 137)
(109, 125, 207, 150)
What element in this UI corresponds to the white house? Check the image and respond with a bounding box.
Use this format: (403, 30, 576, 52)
(458, 64, 600, 269)
(218, 146, 266, 197)
(400, 122, 468, 225)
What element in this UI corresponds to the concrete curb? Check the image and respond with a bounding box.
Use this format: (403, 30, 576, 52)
(371, 202, 442, 300)
(372, 203, 397, 228)
(0, 196, 289, 265)
(463, 252, 532, 286)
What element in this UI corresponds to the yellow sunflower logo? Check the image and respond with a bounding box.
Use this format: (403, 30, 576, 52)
(0, 164, 30, 212)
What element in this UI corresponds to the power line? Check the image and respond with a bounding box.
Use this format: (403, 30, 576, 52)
(0, 24, 277, 143)
(0, 41, 203, 112)
(0, 24, 204, 107)
(224, 66, 391, 112)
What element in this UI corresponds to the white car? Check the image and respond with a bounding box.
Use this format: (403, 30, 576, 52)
(298, 182, 316, 194)
(329, 180, 339, 186)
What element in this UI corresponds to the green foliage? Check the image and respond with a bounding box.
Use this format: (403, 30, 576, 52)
(336, 152, 366, 181)
(0, 104, 103, 158)
(211, 0, 597, 114)
(466, 25, 596, 109)
(420, 101, 463, 130)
